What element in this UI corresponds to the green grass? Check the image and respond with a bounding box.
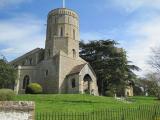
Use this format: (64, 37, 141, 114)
(14, 94, 160, 113)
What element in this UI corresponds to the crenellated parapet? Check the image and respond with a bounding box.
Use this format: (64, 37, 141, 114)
(48, 8, 79, 20)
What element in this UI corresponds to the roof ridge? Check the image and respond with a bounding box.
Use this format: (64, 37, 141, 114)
(10, 48, 42, 63)
(68, 63, 87, 75)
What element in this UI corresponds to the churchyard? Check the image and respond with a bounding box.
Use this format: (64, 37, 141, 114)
(14, 94, 160, 120)
(15, 94, 159, 112)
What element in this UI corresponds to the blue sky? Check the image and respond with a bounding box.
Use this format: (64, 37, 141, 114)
(0, 0, 160, 76)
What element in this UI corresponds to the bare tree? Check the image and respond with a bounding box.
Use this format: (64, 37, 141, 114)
(148, 47, 160, 99)
(149, 48, 160, 72)
(145, 73, 160, 99)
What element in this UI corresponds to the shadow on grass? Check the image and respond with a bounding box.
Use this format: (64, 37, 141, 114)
(62, 100, 100, 104)
(44, 99, 101, 104)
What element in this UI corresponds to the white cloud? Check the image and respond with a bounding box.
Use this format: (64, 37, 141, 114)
(0, 0, 30, 8)
(81, 15, 160, 77)
(124, 16, 160, 76)
(107, 0, 160, 12)
(80, 29, 117, 41)
(0, 14, 45, 61)
(0, 48, 16, 54)
(81, 32, 108, 41)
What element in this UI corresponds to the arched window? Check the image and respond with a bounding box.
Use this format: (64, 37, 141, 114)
(45, 70, 48, 76)
(73, 29, 75, 40)
(71, 79, 76, 88)
(29, 58, 32, 65)
(72, 49, 76, 58)
(23, 75, 30, 89)
(22, 61, 25, 66)
(60, 27, 63, 36)
(25, 59, 28, 64)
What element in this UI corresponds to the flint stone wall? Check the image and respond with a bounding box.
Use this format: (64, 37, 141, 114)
(0, 101, 35, 120)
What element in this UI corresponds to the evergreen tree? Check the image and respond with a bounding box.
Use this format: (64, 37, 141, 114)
(80, 40, 140, 95)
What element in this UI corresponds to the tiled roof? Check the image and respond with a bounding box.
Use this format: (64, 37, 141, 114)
(69, 63, 87, 75)
(10, 48, 42, 64)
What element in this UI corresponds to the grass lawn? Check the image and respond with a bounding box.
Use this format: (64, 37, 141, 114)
(14, 94, 160, 113)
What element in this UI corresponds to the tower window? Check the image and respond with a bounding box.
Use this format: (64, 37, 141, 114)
(55, 18, 57, 24)
(71, 79, 76, 88)
(72, 49, 76, 58)
(60, 27, 63, 36)
(48, 27, 51, 39)
(48, 49, 51, 57)
(73, 29, 75, 40)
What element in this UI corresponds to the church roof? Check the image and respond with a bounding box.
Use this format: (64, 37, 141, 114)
(69, 63, 87, 75)
(10, 48, 43, 64)
(68, 63, 97, 77)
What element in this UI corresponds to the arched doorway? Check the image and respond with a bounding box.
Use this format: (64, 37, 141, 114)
(22, 75, 30, 89)
(83, 74, 92, 94)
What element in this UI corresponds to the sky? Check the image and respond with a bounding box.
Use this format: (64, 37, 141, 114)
(0, 0, 160, 76)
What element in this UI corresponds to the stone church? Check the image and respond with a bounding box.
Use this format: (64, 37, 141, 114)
(10, 7, 99, 95)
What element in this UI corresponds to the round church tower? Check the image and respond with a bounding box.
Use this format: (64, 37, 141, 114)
(45, 8, 80, 59)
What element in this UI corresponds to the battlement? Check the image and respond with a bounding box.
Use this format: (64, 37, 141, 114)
(48, 8, 79, 19)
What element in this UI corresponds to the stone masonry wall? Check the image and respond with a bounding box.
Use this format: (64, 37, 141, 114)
(0, 101, 35, 120)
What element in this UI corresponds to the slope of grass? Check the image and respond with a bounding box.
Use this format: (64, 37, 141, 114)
(15, 94, 160, 112)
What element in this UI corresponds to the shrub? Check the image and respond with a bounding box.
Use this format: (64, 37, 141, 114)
(155, 87, 160, 100)
(105, 91, 114, 97)
(25, 83, 42, 94)
(84, 89, 90, 94)
(133, 86, 143, 96)
(0, 89, 15, 101)
(157, 94, 160, 100)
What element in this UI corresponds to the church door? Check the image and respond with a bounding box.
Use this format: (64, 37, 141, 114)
(22, 75, 30, 89)
(83, 74, 92, 94)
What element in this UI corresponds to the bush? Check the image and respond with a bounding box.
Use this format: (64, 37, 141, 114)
(155, 88, 160, 100)
(25, 83, 42, 94)
(133, 86, 143, 96)
(0, 89, 15, 101)
(105, 91, 114, 97)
